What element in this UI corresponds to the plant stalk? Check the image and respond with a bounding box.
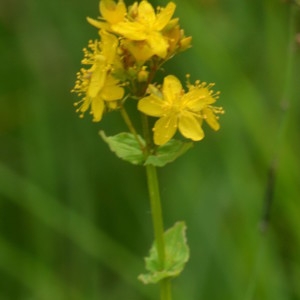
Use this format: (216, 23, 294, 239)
(160, 278, 172, 300)
(120, 105, 145, 151)
(145, 163, 172, 300)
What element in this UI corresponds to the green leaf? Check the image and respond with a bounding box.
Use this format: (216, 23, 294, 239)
(138, 221, 190, 284)
(99, 131, 145, 165)
(145, 140, 193, 167)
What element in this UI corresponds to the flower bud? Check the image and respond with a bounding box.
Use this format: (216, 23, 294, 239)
(179, 36, 192, 52)
(137, 68, 149, 82)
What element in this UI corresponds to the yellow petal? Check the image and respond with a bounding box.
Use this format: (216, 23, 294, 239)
(101, 76, 124, 101)
(100, 0, 126, 24)
(146, 32, 168, 58)
(202, 108, 220, 131)
(91, 96, 105, 122)
(183, 88, 215, 111)
(87, 56, 106, 98)
(100, 30, 118, 65)
(102, 85, 124, 101)
(87, 17, 105, 29)
(137, 0, 156, 26)
(138, 95, 165, 117)
(197, 88, 216, 105)
(123, 40, 154, 61)
(182, 89, 207, 111)
(78, 97, 91, 113)
(162, 75, 182, 104)
(153, 114, 178, 145)
(154, 2, 176, 31)
(178, 112, 204, 141)
(112, 22, 147, 40)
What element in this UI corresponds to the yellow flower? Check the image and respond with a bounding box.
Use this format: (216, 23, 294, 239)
(87, 0, 127, 30)
(80, 31, 119, 96)
(72, 30, 124, 122)
(138, 75, 223, 145)
(74, 74, 124, 122)
(111, 1, 176, 58)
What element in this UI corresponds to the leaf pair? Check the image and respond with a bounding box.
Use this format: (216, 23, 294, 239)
(100, 131, 193, 167)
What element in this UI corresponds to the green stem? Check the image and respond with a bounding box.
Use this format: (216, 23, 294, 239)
(141, 113, 153, 153)
(145, 164, 165, 267)
(120, 105, 145, 151)
(145, 163, 172, 300)
(142, 113, 172, 300)
(160, 278, 172, 300)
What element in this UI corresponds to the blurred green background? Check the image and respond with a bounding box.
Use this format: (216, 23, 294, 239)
(1, 0, 300, 299)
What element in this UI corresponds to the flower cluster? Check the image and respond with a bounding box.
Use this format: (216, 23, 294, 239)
(87, 0, 191, 61)
(72, 0, 223, 146)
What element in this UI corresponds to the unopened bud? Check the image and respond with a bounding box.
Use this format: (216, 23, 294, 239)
(179, 36, 192, 52)
(138, 69, 149, 82)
